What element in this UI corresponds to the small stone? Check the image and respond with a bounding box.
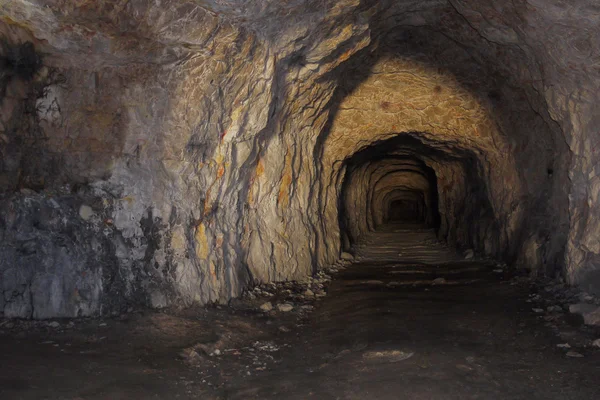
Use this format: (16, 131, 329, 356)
(547, 305, 562, 313)
(579, 293, 594, 303)
(78, 204, 94, 221)
(569, 303, 600, 326)
(213, 349, 221, 356)
(340, 252, 354, 261)
(592, 339, 600, 348)
(277, 303, 294, 312)
(566, 351, 584, 358)
(532, 308, 544, 313)
(48, 321, 60, 328)
(556, 343, 571, 349)
(432, 278, 446, 285)
(278, 326, 291, 332)
(260, 302, 273, 312)
(304, 289, 315, 297)
(464, 249, 474, 260)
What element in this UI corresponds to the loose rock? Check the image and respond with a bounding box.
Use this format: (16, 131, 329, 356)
(277, 303, 294, 312)
(566, 351, 584, 358)
(569, 303, 600, 326)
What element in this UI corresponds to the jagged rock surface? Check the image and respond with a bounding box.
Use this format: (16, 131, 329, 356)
(1, 0, 599, 318)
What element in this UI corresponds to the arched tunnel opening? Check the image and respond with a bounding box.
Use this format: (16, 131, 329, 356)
(337, 134, 494, 260)
(1, 1, 600, 398)
(339, 135, 447, 251)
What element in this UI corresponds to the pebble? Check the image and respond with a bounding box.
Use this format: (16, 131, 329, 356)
(532, 308, 544, 313)
(277, 303, 294, 312)
(592, 339, 600, 348)
(432, 278, 446, 285)
(556, 343, 571, 349)
(260, 302, 273, 312)
(464, 249, 474, 260)
(580, 293, 594, 302)
(566, 351, 584, 358)
(304, 289, 315, 297)
(48, 321, 60, 328)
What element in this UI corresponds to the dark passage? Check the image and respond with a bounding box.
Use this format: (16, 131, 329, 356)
(387, 195, 425, 224)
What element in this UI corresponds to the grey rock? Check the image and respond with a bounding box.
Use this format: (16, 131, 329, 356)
(569, 303, 600, 326)
(149, 291, 168, 309)
(260, 302, 273, 312)
(566, 351, 584, 358)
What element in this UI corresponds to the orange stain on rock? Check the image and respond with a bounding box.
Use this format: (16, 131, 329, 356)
(216, 163, 225, 179)
(278, 148, 293, 209)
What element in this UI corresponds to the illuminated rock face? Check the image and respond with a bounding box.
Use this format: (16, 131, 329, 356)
(0, 0, 598, 317)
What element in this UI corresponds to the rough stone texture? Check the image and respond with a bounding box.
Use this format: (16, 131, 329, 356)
(569, 303, 600, 327)
(1, 0, 599, 317)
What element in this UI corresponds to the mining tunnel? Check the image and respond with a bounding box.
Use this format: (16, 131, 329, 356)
(1, 1, 600, 398)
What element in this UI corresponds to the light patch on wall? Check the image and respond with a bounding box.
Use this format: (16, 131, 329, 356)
(278, 147, 293, 209)
(195, 223, 210, 260)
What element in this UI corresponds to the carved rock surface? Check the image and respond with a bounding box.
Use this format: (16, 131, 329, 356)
(0, 0, 599, 317)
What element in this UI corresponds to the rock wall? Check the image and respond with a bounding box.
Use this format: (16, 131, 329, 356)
(1, 0, 599, 318)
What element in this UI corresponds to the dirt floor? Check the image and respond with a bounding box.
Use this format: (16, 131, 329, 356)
(2, 225, 600, 399)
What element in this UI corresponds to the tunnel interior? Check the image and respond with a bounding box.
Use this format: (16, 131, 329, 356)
(338, 135, 450, 251)
(3, 1, 600, 397)
(0, 0, 598, 321)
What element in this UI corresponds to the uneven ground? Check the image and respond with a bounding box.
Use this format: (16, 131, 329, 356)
(2, 226, 600, 399)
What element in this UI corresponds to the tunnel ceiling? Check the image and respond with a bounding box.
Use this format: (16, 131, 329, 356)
(1, 0, 600, 318)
